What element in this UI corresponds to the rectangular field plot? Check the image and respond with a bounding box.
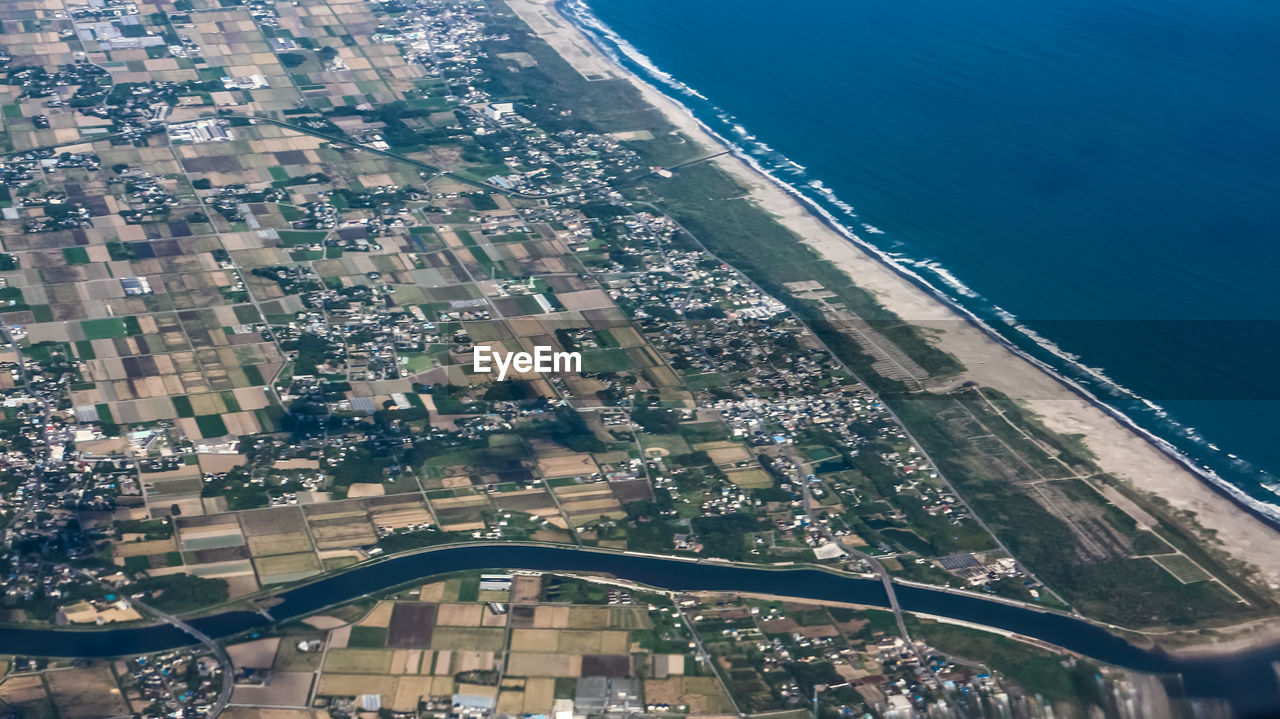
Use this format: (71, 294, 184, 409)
(509, 629, 629, 655)
(609, 479, 653, 504)
(390, 649, 429, 675)
(387, 603, 438, 648)
(369, 496, 434, 531)
(724, 468, 773, 489)
(435, 603, 485, 627)
(552, 483, 623, 522)
(323, 648, 395, 675)
(253, 551, 321, 585)
(1153, 554, 1213, 584)
(535, 452, 596, 479)
(239, 506, 308, 536)
(505, 652, 582, 678)
(317, 673, 398, 698)
(645, 676, 738, 715)
(177, 516, 246, 552)
(435, 649, 497, 676)
(304, 499, 370, 520)
(46, 666, 130, 719)
(428, 493, 492, 531)
(308, 515, 378, 549)
(581, 654, 631, 677)
(431, 627, 505, 652)
(246, 531, 313, 557)
(491, 487, 560, 515)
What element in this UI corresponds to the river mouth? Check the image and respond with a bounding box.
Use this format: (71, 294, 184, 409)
(6, 544, 1279, 714)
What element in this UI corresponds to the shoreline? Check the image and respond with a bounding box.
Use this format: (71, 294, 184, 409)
(550, 0, 1280, 523)
(506, 0, 1280, 589)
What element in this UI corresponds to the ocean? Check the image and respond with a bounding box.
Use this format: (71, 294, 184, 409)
(563, 0, 1280, 514)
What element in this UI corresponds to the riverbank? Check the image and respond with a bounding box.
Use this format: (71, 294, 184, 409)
(503, 0, 1280, 590)
(5, 544, 1280, 713)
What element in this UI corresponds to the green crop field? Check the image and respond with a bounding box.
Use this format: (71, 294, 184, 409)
(195, 414, 229, 437)
(80, 318, 128, 340)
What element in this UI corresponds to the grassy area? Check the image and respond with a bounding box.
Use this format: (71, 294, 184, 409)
(347, 625, 388, 648)
(580, 347, 632, 372)
(911, 619, 1103, 709)
(62, 247, 91, 265)
(680, 421, 732, 444)
(279, 204, 309, 222)
(890, 396, 1253, 627)
(80, 318, 128, 340)
(457, 573, 480, 602)
(642, 163, 961, 379)
(125, 574, 229, 613)
(432, 627, 504, 651)
(481, 9, 667, 135)
(278, 229, 330, 246)
(195, 413, 229, 438)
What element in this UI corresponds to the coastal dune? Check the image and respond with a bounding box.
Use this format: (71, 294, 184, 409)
(504, 0, 1280, 587)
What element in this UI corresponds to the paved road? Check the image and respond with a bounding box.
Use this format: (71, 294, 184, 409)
(623, 195, 1068, 609)
(140, 600, 235, 718)
(674, 601, 743, 716)
(797, 477, 971, 713)
(0, 325, 54, 530)
(225, 114, 568, 200)
(78, 572, 235, 718)
(799, 476, 914, 649)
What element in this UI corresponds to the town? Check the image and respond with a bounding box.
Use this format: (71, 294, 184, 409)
(0, 0, 1264, 717)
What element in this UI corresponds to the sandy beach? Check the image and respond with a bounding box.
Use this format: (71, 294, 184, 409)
(505, 0, 1280, 589)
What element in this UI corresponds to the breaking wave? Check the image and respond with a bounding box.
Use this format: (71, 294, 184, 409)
(556, 0, 1280, 525)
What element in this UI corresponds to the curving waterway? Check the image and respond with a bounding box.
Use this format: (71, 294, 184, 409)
(3, 545, 1277, 714)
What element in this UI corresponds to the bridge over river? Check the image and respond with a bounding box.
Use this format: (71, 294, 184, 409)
(4, 544, 1277, 716)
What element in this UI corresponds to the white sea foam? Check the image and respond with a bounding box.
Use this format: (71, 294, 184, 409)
(557, 0, 1280, 522)
(902, 258, 982, 299)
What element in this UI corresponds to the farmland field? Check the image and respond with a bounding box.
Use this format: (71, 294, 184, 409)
(322, 648, 394, 674)
(431, 627, 505, 652)
(387, 603, 438, 648)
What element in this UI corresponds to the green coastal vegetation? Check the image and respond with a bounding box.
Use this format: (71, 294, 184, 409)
(481, 1, 1272, 631)
(908, 616, 1105, 709)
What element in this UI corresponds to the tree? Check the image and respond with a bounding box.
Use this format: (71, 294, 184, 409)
(631, 406, 680, 434)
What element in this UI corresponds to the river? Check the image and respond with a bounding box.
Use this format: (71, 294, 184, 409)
(5, 545, 1277, 714)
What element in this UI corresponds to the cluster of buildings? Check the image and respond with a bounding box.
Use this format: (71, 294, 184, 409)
(125, 649, 224, 719)
(462, 102, 642, 198)
(375, 0, 490, 85)
(7, 63, 109, 102)
(75, 15, 165, 52)
(574, 193, 1002, 580)
(168, 118, 234, 144)
(679, 592, 1019, 718)
(68, 0, 141, 21)
(113, 168, 182, 223)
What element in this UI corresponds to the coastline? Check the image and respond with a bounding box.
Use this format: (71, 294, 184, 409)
(505, 0, 1280, 588)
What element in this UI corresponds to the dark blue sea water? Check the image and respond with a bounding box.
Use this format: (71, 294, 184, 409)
(570, 0, 1280, 511)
